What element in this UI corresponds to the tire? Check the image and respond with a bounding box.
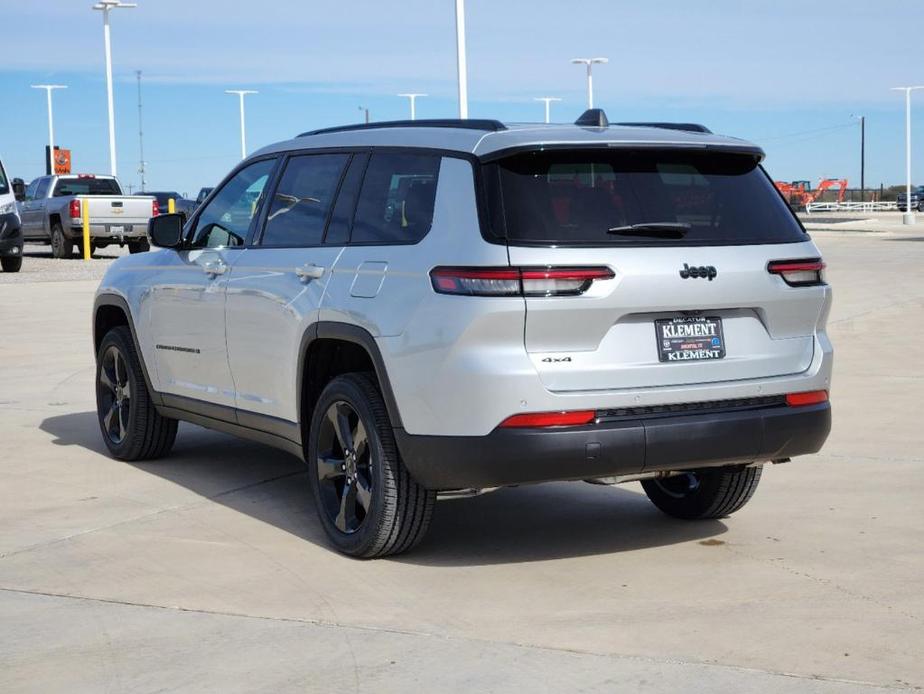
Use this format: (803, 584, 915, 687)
(641, 466, 762, 520)
(1, 256, 22, 273)
(78, 242, 97, 259)
(307, 372, 435, 558)
(50, 224, 74, 259)
(128, 239, 150, 254)
(95, 326, 178, 461)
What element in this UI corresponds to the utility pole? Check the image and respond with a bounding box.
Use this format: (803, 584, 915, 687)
(852, 114, 865, 202)
(357, 106, 370, 124)
(136, 70, 146, 192)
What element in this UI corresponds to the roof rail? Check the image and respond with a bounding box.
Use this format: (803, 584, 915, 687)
(615, 122, 713, 134)
(298, 119, 507, 137)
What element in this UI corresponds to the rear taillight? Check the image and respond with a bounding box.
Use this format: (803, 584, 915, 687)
(786, 390, 828, 407)
(499, 410, 596, 428)
(152, 199, 160, 217)
(69, 199, 81, 219)
(768, 258, 825, 287)
(430, 266, 614, 297)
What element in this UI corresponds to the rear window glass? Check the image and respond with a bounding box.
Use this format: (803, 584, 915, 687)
(487, 149, 807, 246)
(53, 178, 121, 196)
(351, 152, 440, 244)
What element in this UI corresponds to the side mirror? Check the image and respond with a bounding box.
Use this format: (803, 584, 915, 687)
(149, 213, 185, 249)
(12, 178, 25, 202)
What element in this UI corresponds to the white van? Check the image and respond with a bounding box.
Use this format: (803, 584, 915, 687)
(0, 155, 23, 272)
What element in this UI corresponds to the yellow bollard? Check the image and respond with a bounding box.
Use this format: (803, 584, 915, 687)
(168, 198, 176, 214)
(82, 198, 91, 261)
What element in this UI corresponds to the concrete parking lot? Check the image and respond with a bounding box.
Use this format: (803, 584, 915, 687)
(1, 229, 922, 692)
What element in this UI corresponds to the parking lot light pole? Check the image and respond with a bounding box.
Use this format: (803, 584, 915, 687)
(93, 1, 137, 177)
(534, 97, 562, 123)
(226, 90, 257, 159)
(455, 0, 468, 118)
(571, 57, 608, 109)
(892, 86, 924, 224)
(31, 84, 67, 175)
(398, 93, 427, 120)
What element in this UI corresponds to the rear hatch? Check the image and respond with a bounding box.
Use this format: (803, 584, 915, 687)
(484, 147, 828, 392)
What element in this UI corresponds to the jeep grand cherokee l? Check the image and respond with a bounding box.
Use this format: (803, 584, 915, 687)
(92, 110, 832, 558)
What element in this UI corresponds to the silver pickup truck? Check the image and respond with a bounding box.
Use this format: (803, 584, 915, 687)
(19, 174, 156, 258)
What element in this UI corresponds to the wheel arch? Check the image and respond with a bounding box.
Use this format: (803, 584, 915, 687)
(93, 293, 162, 406)
(298, 322, 404, 440)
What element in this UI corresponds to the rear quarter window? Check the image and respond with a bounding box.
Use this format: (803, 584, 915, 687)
(350, 152, 440, 245)
(486, 149, 808, 247)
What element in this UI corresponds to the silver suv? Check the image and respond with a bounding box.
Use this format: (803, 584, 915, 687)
(93, 110, 832, 557)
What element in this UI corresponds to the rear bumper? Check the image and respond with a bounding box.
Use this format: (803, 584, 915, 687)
(0, 213, 23, 255)
(66, 223, 148, 240)
(395, 401, 831, 490)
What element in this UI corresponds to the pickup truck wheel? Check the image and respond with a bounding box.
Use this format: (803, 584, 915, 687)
(50, 224, 74, 259)
(1, 256, 22, 272)
(78, 243, 97, 259)
(95, 326, 178, 461)
(128, 239, 150, 254)
(641, 466, 762, 520)
(307, 372, 435, 558)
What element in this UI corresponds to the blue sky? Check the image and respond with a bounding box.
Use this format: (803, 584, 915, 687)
(1, 0, 923, 195)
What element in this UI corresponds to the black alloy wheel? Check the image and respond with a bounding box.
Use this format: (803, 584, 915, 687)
(307, 373, 435, 558)
(98, 344, 132, 445)
(315, 400, 374, 534)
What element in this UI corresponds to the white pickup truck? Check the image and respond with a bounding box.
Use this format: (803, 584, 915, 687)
(19, 174, 156, 258)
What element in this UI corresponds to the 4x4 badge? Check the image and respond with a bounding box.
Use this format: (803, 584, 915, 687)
(679, 263, 717, 281)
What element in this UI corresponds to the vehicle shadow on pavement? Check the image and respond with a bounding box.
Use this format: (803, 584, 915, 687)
(40, 411, 727, 565)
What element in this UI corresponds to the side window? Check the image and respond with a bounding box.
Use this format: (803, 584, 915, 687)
(34, 178, 51, 200)
(24, 180, 39, 201)
(190, 159, 275, 248)
(324, 153, 368, 246)
(260, 153, 348, 247)
(351, 152, 441, 244)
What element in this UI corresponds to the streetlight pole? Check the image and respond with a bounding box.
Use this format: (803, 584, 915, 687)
(398, 93, 427, 120)
(892, 86, 924, 225)
(92, 1, 137, 177)
(455, 0, 468, 118)
(534, 97, 562, 124)
(357, 106, 370, 124)
(226, 90, 257, 159)
(136, 70, 146, 192)
(31, 85, 67, 175)
(571, 57, 608, 109)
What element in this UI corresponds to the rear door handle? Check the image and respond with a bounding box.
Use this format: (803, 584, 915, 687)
(202, 260, 228, 277)
(295, 264, 325, 282)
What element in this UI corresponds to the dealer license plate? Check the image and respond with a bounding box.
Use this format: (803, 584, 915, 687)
(655, 316, 725, 362)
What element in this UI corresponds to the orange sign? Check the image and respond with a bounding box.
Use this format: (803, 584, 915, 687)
(54, 148, 71, 175)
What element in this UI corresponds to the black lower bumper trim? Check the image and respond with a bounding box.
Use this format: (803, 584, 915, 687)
(395, 402, 831, 490)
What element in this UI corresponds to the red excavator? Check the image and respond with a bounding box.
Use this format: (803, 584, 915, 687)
(775, 178, 848, 208)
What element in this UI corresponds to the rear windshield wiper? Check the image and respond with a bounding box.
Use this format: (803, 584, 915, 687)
(607, 222, 691, 238)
